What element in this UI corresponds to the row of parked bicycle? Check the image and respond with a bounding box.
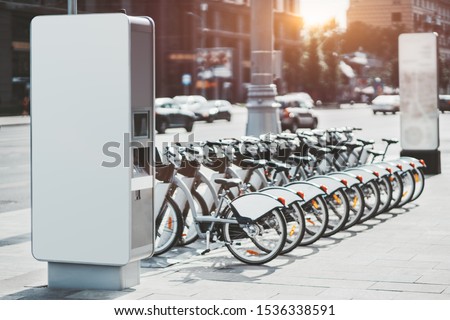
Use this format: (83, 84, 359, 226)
(149, 126, 426, 265)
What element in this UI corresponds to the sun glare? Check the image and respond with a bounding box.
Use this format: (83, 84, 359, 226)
(300, 0, 348, 28)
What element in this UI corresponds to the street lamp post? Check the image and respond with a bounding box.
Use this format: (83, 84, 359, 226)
(68, 0, 77, 14)
(188, 2, 208, 98)
(246, 0, 281, 136)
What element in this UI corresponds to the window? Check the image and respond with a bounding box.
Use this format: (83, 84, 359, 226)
(392, 12, 402, 22)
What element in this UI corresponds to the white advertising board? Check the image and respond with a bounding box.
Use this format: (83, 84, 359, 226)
(399, 33, 439, 150)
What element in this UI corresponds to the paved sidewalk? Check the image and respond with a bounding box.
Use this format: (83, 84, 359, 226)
(1, 158, 450, 300)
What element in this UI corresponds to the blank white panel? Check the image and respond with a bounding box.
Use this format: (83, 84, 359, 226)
(31, 14, 132, 265)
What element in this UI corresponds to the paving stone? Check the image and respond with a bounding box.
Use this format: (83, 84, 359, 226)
(369, 281, 446, 294)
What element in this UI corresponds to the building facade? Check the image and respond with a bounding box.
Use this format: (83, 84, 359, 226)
(347, 0, 450, 59)
(0, 0, 304, 113)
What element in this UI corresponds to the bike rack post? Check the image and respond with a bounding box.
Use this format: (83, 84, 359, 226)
(31, 13, 155, 290)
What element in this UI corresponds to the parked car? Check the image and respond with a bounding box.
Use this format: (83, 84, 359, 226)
(283, 92, 315, 108)
(173, 95, 207, 112)
(439, 94, 450, 113)
(155, 97, 196, 134)
(276, 95, 318, 131)
(193, 99, 232, 122)
(371, 95, 400, 114)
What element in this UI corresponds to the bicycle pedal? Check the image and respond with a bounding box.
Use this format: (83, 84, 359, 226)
(201, 249, 211, 255)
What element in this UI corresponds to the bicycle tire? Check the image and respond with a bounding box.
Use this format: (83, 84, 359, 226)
(387, 172, 403, 210)
(322, 189, 350, 237)
(179, 190, 208, 246)
(397, 170, 416, 207)
(343, 185, 365, 230)
(300, 195, 329, 246)
(359, 180, 380, 222)
(410, 168, 425, 201)
(376, 176, 393, 214)
(223, 208, 287, 265)
(154, 195, 184, 256)
(280, 202, 306, 255)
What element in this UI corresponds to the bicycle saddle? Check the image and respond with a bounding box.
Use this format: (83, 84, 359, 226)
(356, 138, 375, 146)
(241, 158, 267, 169)
(367, 149, 384, 157)
(382, 138, 399, 144)
(267, 160, 291, 173)
(344, 141, 364, 150)
(214, 178, 242, 189)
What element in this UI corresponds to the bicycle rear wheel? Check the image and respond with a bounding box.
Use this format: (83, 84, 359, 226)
(280, 202, 306, 255)
(179, 190, 208, 246)
(410, 168, 425, 201)
(223, 208, 287, 265)
(343, 185, 365, 230)
(397, 170, 416, 207)
(322, 189, 350, 237)
(359, 181, 380, 222)
(300, 195, 329, 246)
(387, 173, 403, 210)
(154, 196, 183, 256)
(376, 176, 393, 214)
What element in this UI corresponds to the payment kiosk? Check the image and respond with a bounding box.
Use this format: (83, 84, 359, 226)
(31, 13, 155, 290)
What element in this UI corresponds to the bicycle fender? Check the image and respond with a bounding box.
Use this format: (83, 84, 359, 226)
(327, 172, 360, 187)
(359, 164, 391, 177)
(284, 181, 326, 202)
(374, 161, 402, 173)
(344, 168, 378, 183)
(399, 156, 426, 168)
(229, 193, 285, 221)
(307, 175, 347, 194)
(259, 186, 304, 206)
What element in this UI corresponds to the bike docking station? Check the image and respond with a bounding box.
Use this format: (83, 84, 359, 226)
(30, 13, 155, 290)
(398, 33, 441, 174)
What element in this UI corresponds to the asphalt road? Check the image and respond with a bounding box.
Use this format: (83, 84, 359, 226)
(1, 105, 449, 214)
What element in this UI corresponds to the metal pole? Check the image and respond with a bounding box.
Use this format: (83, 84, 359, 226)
(245, 0, 280, 136)
(200, 2, 207, 98)
(68, 0, 77, 15)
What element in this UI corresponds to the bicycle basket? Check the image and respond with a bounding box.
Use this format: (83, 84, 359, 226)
(155, 163, 175, 182)
(177, 158, 201, 177)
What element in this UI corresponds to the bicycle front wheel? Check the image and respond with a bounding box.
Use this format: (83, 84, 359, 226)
(223, 208, 287, 265)
(280, 202, 306, 255)
(343, 185, 365, 230)
(300, 195, 329, 246)
(397, 170, 416, 207)
(322, 189, 350, 237)
(154, 196, 183, 256)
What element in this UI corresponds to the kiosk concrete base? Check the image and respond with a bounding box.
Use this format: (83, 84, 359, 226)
(48, 261, 140, 290)
(401, 149, 441, 175)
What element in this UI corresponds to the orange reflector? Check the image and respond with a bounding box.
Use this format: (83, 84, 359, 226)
(341, 179, 348, 186)
(289, 225, 297, 237)
(397, 164, 403, 170)
(333, 193, 342, 204)
(410, 162, 416, 168)
(352, 196, 358, 208)
(389, 176, 395, 182)
(419, 159, 426, 166)
(320, 185, 328, 193)
(414, 173, 419, 182)
(306, 218, 316, 226)
(246, 249, 260, 256)
(373, 171, 379, 177)
(402, 191, 408, 198)
(297, 191, 305, 199)
(277, 197, 286, 206)
(356, 175, 363, 182)
(311, 199, 319, 209)
(168, 217, 173, 230)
